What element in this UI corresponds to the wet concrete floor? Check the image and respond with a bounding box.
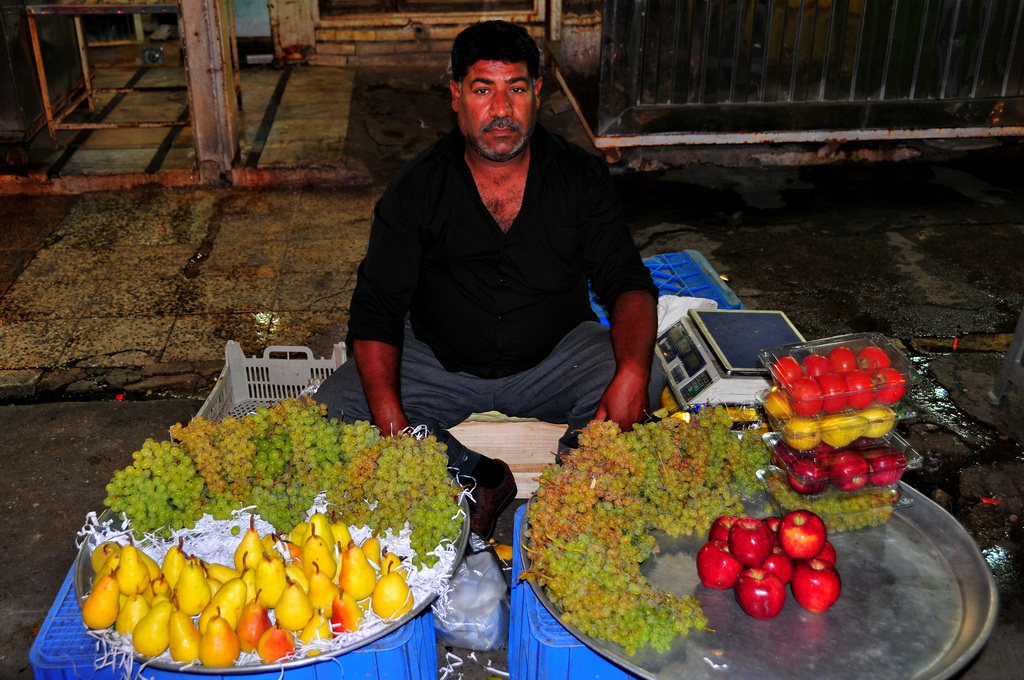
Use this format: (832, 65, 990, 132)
(2, 63, 1024, 680)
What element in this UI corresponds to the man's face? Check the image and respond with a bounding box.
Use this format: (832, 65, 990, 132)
(450, 60, 542, 163)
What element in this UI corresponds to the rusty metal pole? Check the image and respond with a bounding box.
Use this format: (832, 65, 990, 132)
(178, 0, 240, 184)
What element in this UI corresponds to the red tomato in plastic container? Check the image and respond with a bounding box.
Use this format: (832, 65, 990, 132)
(828, 346, 858, 373)
(873, 367, 907, 404)
(801, 354, 832, 379)
(772, 356, 804, 388)
(857, 346, 892, 373)
(843, 370, 874, 409)
(815, 373, 849, 413)
(788, 376, 824, 416)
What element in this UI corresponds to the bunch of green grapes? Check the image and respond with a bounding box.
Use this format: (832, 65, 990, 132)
(106, 398, 381, 535)
(327, 432, 462, 567)
(523, 407, 770, 654)
(104, 438, 206, 536)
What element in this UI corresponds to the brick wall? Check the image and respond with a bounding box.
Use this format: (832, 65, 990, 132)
(313, 19, 544, 68)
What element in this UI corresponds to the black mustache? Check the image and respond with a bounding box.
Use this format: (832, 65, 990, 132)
(484, 117, 521, 132)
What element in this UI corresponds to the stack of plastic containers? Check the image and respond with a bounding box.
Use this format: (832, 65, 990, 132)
(756, 333, 923, 532)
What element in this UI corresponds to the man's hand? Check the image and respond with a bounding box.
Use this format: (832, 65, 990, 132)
(352, 338, 412, 436)
(594, 364, 651, 429)
(593, 289, 658, 429)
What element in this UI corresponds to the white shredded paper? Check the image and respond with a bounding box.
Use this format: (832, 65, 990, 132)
(76, 484, 470, 677)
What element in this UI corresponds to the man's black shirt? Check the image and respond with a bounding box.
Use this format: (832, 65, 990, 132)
(347, 124, 655, 379)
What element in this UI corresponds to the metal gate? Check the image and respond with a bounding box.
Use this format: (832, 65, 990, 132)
(597, 0, 1024, 145)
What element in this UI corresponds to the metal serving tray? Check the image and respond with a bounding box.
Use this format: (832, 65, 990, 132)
(523, 483, 997, 680)
(73, 502, 469, 675)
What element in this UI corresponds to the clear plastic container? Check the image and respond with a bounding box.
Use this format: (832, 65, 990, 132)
(758, 387, 915, 451)
(758, 333, 919, 418)
(758, 466, 911, 533)
(763, 431, 923, 495)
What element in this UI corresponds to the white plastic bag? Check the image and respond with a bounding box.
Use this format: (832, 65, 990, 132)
(432, 550, 510, 651)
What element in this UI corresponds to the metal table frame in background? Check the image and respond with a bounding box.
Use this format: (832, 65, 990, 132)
(24, 2, 240, 148)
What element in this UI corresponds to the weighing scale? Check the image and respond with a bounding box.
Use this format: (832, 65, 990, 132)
(658, 309, 804, 406)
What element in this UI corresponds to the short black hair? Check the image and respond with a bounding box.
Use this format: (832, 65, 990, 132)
(450, 21, 541, 84)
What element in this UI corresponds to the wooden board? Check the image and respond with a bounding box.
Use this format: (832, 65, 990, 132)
(448, 420, 565, 498)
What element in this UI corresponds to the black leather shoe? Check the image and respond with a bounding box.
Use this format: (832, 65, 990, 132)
(469, 459, 517, 540)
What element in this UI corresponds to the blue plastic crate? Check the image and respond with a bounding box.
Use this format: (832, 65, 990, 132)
(31, 567, 437, 680)
(590, 250, 743, 325)
(509, 506, 639, 680)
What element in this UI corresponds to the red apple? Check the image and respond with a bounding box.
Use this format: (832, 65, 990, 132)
(815, 540, 838, 566)
(791, 559, 842, 613)
(788, 376, 824, 417)
(761, 546, 794, 584)
(843, 369, 875, 409)
(709, 515, 739, 543)
(861, 446, 907, 486)
(696, 540, 744, 590)
(763, 516, 782, 536)
(787, 457, 829, 495)
(801, 353, 832, 379)
(827, 451, 870, 491)
(815, 372, 849, 413)
(734, 568, 787, 620)
(828, 346, 858, 373)
(728, 518, 775, 568)
(857, 346, 891, 373)
(873, 367, 907, 404)
(777, 510, 827, 560)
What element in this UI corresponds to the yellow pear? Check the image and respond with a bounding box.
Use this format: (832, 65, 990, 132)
(239, 566, 257, 603)
(132, 600, 174, 658)
(330, 591, 363, 634)
(255, 552, 288, 609)
(95, 552, 120, 580)
(284, 562, 309, 592)
(274, 579, 315, 631)
(209, 577, 248, 629)
(307, 564, 340, 611)
(198, 614, 241, 667)
(298, 609, 332, 652)
(207, 576, 223, 598)
(81, 573, 121, 629)
(308, 513, 333, 545)
(115, 544, 151, 596)
(361, 535, 381, 569)
(379, 549, 404, 575)
(233, 516, 266, 573)
(287, 522, 310, 549)
(301, 526, 336, 580)
(198, 602, 221, 635)
(261, 532, 278, 555)
(91, 541, 122, 574)
(329, 516, 352, 548)
(256, 622, 296, 663)
(160, 539, 187, 588)
(339, 541, 376, 602)
(371, 570, 413, 619)
(139, 550, 161, 581)
(168, 609, 202, 663)
(235, 597, 272, 653)
(144, 573, 172, 604)
(205, 561, 240, 585)
(115, 593, 151, 636)
(174, 557, 212, 616)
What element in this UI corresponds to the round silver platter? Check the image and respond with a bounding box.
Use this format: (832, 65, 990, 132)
(73, 497, 470, 675)
(522, 483, 998, 680)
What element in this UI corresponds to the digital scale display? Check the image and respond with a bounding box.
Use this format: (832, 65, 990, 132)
(658, 309, 803, 406)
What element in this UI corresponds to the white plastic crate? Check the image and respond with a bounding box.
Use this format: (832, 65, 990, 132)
(196, 340, 347, 421)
